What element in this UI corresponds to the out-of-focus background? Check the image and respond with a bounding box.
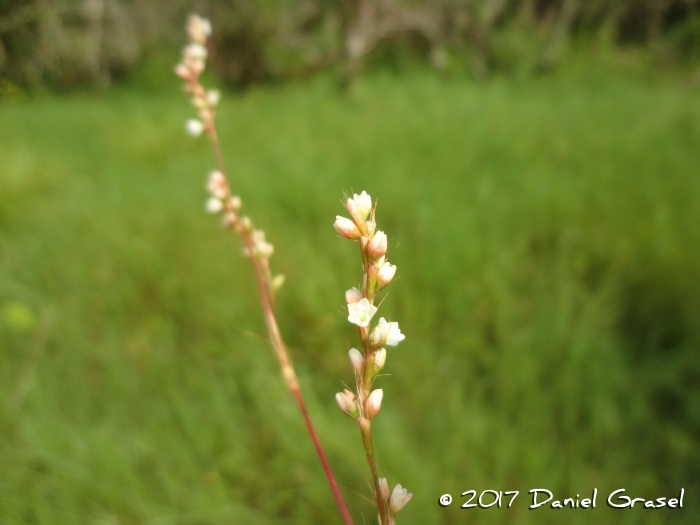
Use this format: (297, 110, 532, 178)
(1, 1, 699, 524)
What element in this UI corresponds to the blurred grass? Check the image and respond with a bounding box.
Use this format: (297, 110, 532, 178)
(1, 63, 699, 524)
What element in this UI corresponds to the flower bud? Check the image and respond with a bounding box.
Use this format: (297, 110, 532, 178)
(369, 321, 388, 348)
(334, 216, 362, 240)
(345, 287, 362, 305)
(367, 231, 387, 260)
(365, 388, 383, 419)
(347, 191, 372, 220)
(205, 197, 223, 213)
(377, 260, 396, 288)
(348, 348, 364, 372)
(207, 170, 227, 199)
(389, 484, 412, 514)
(186, 119, 204, 137)
(335, 389, 359, 419)
(206, 89, 220, 106)
(271, 274, 285, 291)
(186, 13, 212, 44)
(229, 195, 241, 210)
(378, 477, 391, 502)
(184, 43, 208, 62)
(373, 348, 386, 373)
(174, 63, 191, 80)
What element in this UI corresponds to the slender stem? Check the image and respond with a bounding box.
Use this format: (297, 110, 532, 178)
(205, 127, 355, 525)
(359, 417, 389, 525)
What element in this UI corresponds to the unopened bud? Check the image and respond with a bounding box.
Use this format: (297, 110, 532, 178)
(389, 484, 412, 514)
(205, 197, 223, 213)
(206, 89, 220, 106)
(345, 287, 363, 305)
(186, 119, 204, 137)
(174, 63, 191, 80)
(335, 389, 359, 419)
(367, 231, 387, 260)
(373, 348, 386, 372)
(271, 274, 285, 291)
(365, 388, 383, 419)
(229, 195, 242, 210)
(379, 477, 391, 502)
(207, 170, 227, 199)
(347, 191, 372, 220)
(348, 348, 364, 372)
(334, 216, 362, 240)
(369, 322, 388, 348)
(377, 260, 396, 288)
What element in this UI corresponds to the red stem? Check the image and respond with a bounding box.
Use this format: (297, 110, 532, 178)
(205, 126, 355, 525)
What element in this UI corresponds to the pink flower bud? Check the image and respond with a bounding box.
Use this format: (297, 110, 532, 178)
(348, 348, 364, 372)
(389, 484, 412, 514)
(367, 231, 387, 260)
(334, 216, 362, 240)
(174, 63, 191, 80)
(335, 389, 359, 419)
(345, 287, 362, 305)
(365, 388, 383, 419)
(377, 260, 396, 288)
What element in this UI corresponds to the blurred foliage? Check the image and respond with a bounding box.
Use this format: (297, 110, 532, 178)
(1, 59, 699, 522)
(3, 0, 700, 90)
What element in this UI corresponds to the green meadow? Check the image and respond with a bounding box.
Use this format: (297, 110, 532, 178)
(1, 62, 699, 524)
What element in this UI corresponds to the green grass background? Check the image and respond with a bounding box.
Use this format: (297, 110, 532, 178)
(1, 59, 699, 524)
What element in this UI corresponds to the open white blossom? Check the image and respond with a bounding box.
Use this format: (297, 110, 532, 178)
(389, 484, 412, 514)
(347, 298, 377, 327)
(373, 317, 405, 346)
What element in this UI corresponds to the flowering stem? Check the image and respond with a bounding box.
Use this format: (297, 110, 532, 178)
(359, 417, 390, 525)
(205, 128, 355, 525)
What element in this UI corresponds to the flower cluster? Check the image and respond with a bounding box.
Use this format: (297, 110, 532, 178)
(175, 14, 219, 138)
(177, 15, 278, 274)
(334, 191, 410, 523)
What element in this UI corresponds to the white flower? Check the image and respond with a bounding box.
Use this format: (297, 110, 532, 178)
(205, 197, 222, 213)
(372, 317, 405, 347)
(347, 298, 377, 327)
(385, 320, 405, 346)
(389, 484, 412, 514)
(186, 119, 204, 137)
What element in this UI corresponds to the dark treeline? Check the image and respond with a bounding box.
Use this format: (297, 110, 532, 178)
(2, 0, 700, 90)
